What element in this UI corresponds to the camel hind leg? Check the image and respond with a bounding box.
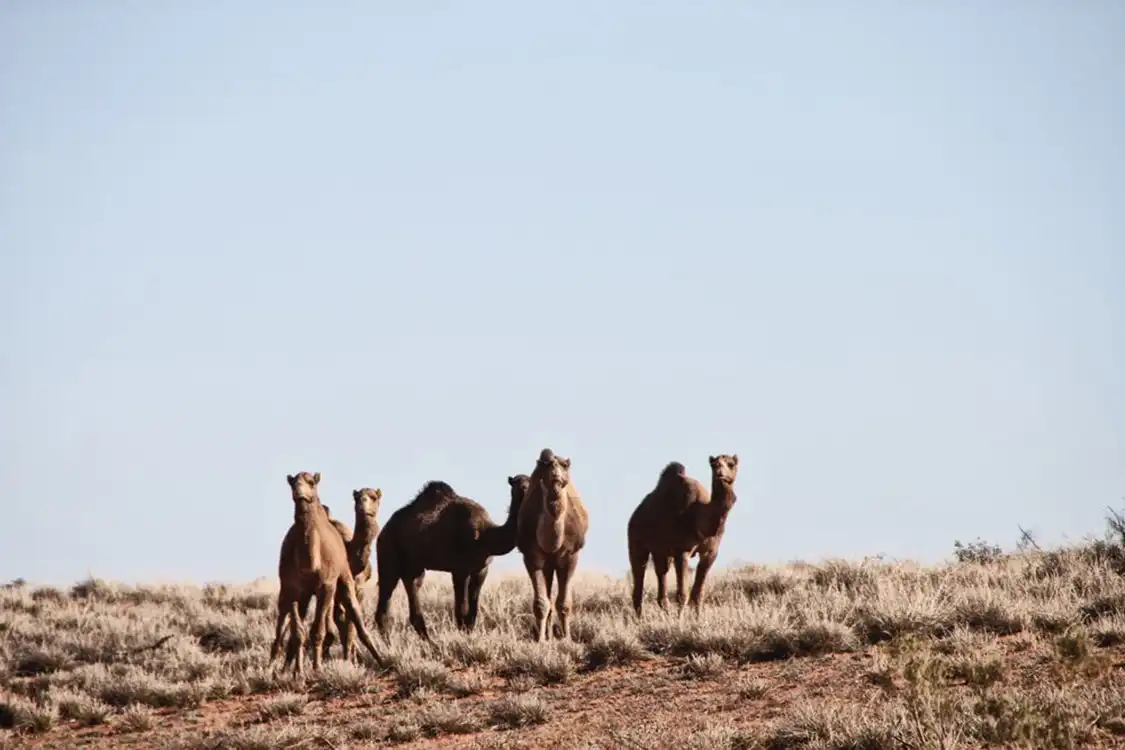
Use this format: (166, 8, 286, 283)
(452, 572, 470, 631)
(284, 590, 313, 670)
(653, 555, 671, 611)
(337, 579, 385, 666)
(465, 566, 488, 631)
(628, 537, 650, 618)
(403, 572, 430, 640)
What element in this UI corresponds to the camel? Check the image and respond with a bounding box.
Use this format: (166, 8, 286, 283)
(332, 488, 381, 659)
(515, 448, 589, 641)
(627, 454, 740, 617)
(268, 471, 385, 673)
(373, 474, 530, 639)
(280, 489, 384, 664)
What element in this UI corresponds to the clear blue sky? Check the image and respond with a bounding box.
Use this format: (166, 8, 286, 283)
(2, 2, 1122, 586)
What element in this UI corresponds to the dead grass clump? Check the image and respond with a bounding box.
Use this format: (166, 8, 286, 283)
(680, 653, 726, 679)
(494, 645, 574, 685)
(488, 693, 549, 728)
(393, 655, 452, 697)
(310, 660, 371, 698)
(417, 703, 482, 736)
(117, 704, 155, 733)
(257, 692, 307, 721)
(47, 687, 112, 726)
(0, 696, 57, 733)
(583, 629, 648, 670)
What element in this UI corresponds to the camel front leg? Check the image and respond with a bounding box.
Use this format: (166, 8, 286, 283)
(310, 580, 337, 671)
(689, 549, 717, 612)
(554, 554, 579, 640)
(523, 557, 550, 642)
(285, 591, 313, 670)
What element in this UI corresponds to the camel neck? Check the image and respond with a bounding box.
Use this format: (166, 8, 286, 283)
(294, 501, 322, 525)
(352, 513, 377, 556)
(703, 479, 735, 536)
(481, 492, 522, 556)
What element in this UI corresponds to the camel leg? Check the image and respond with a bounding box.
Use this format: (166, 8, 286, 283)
(689, 550, 717, 612)
(452, 572, 470, 631)
(338, 579, 385, 667)
(284, 591, 314, 670)
(270, 588, 297, 664)
(524, 558, 550, 642)
(465, 567, 487, 631)
(310, 580, 337, 671)
(289, 598, 307, 675)
(628, 539, 650, 618)
(554, 554, 578, 640)
(544, 560, 558, 639)
(340, 586, 361, 661)
(404, 573, 430, 640)
(653, 555, 670, 612)
(672, 552, 689, 611)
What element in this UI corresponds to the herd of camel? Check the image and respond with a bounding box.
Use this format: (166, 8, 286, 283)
(268, 448, 741, 674)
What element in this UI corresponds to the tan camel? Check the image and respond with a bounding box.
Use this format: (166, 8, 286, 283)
(281, 489, 383, 664)
(332, 488, 381, 659)
(627, 454, 740, 617)
(374, 475, 530, 638)
(268, 471, 384, 673)
(515, 448, 588, 641)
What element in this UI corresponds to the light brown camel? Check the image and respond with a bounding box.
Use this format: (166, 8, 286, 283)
(332, 488, 381, 659)
(515, 448, 588, 641)
(627, 454, 740, 617)
(281, 490, 383, 664)
(374, 475, 530, 638)
(268, 471, 384, 673)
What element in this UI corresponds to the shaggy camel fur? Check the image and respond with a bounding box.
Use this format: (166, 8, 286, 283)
(281, 490, 383, 664)
(627, 454, 740, 616)
(269, 471, 384, 673)
(374, 475, 530, 638)
(516, 449, 589, 641)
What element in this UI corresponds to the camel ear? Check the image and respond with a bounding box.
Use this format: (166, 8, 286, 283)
(507, 475, 516, 487)
(374, 489, 383, 501)
(287, 474, 296, 487)
(312, 472, 321, 485)
(732, 454, 739, 465)
(560, 457, 571, 469)
(353, 489, 361, 501)
(708, 455, 717, 466)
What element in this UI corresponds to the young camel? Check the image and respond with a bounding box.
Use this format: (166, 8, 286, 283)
(516, 449, 588, 641)
(374, 475, 530, 639)
(269, 471, 385, 674)
(627, 454, 740, 617)
(282, 489, 383, 664)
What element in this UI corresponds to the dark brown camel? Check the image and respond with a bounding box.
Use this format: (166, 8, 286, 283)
(374, 475, 530, 638)
(627, 454, 740, 617)
(516, 449, 589, 641)
(269, 471, 384, 673)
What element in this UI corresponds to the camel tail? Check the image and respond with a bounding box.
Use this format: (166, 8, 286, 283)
(339, 581, 385, 667)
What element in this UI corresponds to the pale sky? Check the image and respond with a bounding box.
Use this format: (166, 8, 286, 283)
(2, 2, 1122, 586)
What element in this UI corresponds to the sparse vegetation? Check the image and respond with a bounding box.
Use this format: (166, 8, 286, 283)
(2, 508, 1124, 747)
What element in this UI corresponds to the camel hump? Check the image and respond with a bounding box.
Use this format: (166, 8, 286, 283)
(419, 480, 456, 498)
(659, 461, 687, 484)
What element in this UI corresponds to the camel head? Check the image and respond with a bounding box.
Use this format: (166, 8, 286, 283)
(507, 473, 531, 507)
(287, 471, 322, 508)
(535, 450, 571, 491)
(708, 454, 739, 487)
(353, 487, 382, 519)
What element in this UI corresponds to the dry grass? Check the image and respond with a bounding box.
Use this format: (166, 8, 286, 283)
(3, 513, 1125, 747)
